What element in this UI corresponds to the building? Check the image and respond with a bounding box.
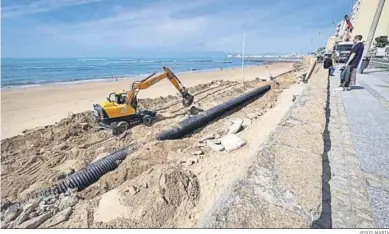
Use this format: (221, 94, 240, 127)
(334, 20, 348, 42)
(326, 36, 336, 52)
(352, 0, 389, 45)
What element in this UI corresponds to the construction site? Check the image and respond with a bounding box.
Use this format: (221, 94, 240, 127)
(0, 56, 330, 228)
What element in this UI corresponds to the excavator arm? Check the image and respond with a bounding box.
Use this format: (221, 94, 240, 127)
(127, 66, 194, 107)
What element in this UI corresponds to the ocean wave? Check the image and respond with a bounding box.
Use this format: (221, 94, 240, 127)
(78, 59, 107, 61)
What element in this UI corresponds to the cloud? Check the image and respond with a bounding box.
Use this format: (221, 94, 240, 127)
(1, 0, 102, 18)
(2, 0, 340, 57)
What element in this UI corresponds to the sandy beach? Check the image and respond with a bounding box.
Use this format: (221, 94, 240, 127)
(1, 62, 294, 139)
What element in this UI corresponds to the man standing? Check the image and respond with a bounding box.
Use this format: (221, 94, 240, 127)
(343, 35, 364, 91)
(323, 55, 335, 76)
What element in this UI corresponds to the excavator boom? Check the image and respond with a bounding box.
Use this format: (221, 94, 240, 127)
(128, 66, 194, 107)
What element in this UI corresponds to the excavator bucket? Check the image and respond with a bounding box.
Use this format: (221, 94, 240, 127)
(182, 93, 194, 107)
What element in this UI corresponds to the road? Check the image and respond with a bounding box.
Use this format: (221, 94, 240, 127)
(329, 66, 389, 228)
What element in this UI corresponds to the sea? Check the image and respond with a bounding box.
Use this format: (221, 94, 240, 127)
(1, 57, 296, 88)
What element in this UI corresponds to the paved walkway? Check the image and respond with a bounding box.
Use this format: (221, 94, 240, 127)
(329, 67, 389, 228)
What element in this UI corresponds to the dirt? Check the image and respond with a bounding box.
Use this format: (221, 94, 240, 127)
(1, 65, 305, 228)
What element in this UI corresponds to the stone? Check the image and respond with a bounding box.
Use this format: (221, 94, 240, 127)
(227, 119, 243, 134)
(3, 203, 22, 224)
(247, 113, 258, 119)
(192, 150, 204, 156)
(292, 95, 297, 102)
(211, 138, 222, 144)
(39, 148, 45, 155)
(59, 144, 69, 150)
(28, 212, 38, 219)
(16, 212, 52, 229)
(220, 134, 246, 152)
(1, 199, 12, 212)
(185, 157, 199, 166)
(58, 196, 78, 210)
(242, 118, 252, 127)
(44, 207, 73, 228)
(207, 141, 224, 152)
(15, 199, 40, 225)
(267, 103, 273, 109)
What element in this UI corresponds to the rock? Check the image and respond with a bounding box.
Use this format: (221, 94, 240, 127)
(267, 103, 273, 109)
(58, 196, 78, 210)
(256, 112, 263, 117)
(214, 133, 221, 139)
(59, 144, 69, 150)
(185, 157, 199, 166)
(220, 134, 246, 152)
(199, 134, 215, 143)
(16, 212, 52, 229)
(15, 199, 40, 225)
(126, 186, 139, 195)
(242, 118, 252, 127)
(176, 149, 183, 153)
(227, 119, 243, 134)
(39, 148, 45, 155)
(247, 113, 258, 119)
(292, 95, 297, 102)
(1, 199, 12, 212)
(211, 138, 221, 144)
(207, 141, 224, 152)
(44, 207, 73, 228)
(28, 212, 38, 219)
(191, 150, 204, 156)
(3, 203, 22, 224)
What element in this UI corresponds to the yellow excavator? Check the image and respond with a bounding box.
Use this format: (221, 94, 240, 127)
(93, 66, 194, 135)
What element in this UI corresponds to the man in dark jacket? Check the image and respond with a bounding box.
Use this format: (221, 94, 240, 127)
(343, 35, 364, 91)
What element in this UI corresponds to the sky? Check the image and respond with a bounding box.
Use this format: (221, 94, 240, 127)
(1, 0, 355, 58)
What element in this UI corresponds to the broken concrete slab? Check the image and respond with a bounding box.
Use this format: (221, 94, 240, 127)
(43, 207, 73, 228)
(220, 134, 246, 152)
(207, 141, 224, 152)
(16, 212, 52, 229)
(3, 203, 22, 224)
(242, 118, 252, 127)
(227, 119, 243, 135)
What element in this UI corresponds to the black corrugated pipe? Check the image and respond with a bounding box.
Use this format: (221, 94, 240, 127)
(26, 144, 138, 200)
(157, 85, 271, 141)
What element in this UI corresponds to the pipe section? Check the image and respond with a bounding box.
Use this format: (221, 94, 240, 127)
(157, 85, 271, 140)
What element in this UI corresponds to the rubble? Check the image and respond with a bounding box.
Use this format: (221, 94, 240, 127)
(207, 141, 224, 152)
(220, 134, 246, 152)
(44, 207, 73, 228)
(227, 119, 243, 135)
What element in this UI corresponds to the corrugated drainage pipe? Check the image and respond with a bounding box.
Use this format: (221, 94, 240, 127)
(27, 144, 138, 200)
(157, 85, 271, 141)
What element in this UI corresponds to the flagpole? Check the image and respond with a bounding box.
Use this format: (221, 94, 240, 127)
(241, 32, 245, 87)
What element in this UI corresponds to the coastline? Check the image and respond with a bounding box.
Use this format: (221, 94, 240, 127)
(1, 62, 295, 139)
